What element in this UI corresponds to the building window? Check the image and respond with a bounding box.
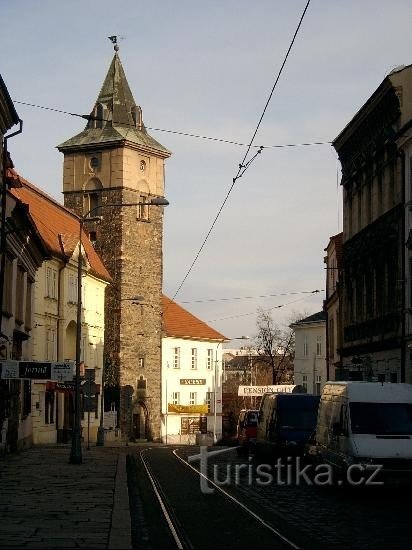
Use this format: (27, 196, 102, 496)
(90, 156, 99, 170)
(46, 329, 57, 361)
(137, 195, 149, 221)
(189, 392, 197, 406)
(172, 392, 180, 405)
(316, 336, 322, 357)
(138, 357, 144, 369)
(89, 231, 97, 243)
(68, 275, 78, 303)
(302, 375, 308, 393)
(390, 372, 398, 383)
(87, 192, 100, 217)
(25, 281, 33, 330)
(329, 318, 334, 358)
(45, 389, 55, 424)
(173, 347, 180, 369)
(303, 336, 309, 357)
(205, 391, 212, 413)
(191, 348, 197, 370)
(316, 375, 322, 395)
(207, 349, 213, 369)
(140, 160, 146, 171)
(15, 266, 25, 324)
(45, 267, 57, 299)
(2, 255, 13, 315)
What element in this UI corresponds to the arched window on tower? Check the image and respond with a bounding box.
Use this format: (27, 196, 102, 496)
(84, 178, 103, 217)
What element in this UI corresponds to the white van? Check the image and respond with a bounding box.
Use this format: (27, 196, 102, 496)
(315, 382, 412, 476)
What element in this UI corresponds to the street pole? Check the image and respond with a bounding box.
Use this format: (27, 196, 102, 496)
(96, 360, 105, 446)
(213, 340, 225, 444)
(165, 373, 168, 444)
(213, 351, 218, 444)
(69, 217, 83, 464)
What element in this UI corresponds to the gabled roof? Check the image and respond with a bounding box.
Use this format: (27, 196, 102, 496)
(8, 169, 111, 283)
(57, 53, 170, 157)
(325, 232, 343, 268)
(162, 296, 227, 342)
(290, 310, 326, 328)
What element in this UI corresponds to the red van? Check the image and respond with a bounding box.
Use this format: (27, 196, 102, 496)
(236, 409, 259, 455)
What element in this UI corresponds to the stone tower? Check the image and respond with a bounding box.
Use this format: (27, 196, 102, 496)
(57, 51, 171, 441)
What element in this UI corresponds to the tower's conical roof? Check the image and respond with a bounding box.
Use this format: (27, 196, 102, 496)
(96, 53, 137, 127)
(58, 53, 170, 157)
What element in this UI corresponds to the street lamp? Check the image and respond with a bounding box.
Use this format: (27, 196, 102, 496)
(69, 196, 169, 464)
(213, 336, 249, 444)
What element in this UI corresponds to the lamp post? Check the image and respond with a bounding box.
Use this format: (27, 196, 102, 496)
(213, 336, 249, 445)
(69, 196, 168, 464)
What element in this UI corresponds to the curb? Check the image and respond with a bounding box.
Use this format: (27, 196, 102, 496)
(108, 453, 132, 549)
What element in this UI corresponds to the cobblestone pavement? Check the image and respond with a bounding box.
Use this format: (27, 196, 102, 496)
(177, 446, 412, 549)
(0, 445, 131, 549)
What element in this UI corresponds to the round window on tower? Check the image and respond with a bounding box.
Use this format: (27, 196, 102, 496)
(90, 157, 99, 170)
(140, 160, 146, 171)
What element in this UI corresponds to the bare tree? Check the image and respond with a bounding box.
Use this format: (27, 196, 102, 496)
(254, 308, 307, 385)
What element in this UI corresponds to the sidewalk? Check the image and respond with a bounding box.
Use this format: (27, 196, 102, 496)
(0, 444, 132, 549)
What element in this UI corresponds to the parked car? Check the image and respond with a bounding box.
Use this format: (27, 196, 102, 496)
(255, 392, 320, 460)
(314, 382, 412, 479)
(236, 409, 258, 455)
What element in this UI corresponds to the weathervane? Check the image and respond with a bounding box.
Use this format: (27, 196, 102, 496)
(108, 35, 119, 52)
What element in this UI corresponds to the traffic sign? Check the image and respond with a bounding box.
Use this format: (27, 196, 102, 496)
(83, 395, 97, 412)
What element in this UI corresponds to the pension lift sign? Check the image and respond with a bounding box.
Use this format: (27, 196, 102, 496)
(0, 361, 75, 382)
(238, 384, 304, 396)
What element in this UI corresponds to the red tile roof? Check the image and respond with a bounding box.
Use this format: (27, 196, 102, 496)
(162, 296, 227, 342)
(8, 169, 111, 282)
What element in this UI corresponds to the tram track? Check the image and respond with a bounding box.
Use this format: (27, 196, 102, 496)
(134, 447, 301, 550)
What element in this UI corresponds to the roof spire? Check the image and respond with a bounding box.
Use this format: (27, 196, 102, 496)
(108, 35, 119, 52)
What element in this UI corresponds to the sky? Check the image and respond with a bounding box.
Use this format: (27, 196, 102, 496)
(2, 0, 412, 345)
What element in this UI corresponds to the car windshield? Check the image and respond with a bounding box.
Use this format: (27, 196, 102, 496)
(278, 409, 318, 431)
(350, 402, 412, 435)
(246, 412, 258, 425)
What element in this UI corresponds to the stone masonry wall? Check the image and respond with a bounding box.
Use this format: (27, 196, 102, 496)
(64, 184, 164, 441)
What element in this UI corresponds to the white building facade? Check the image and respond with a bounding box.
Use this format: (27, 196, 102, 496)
(291, 311, 327, 395)
(161, 297, 226, 444)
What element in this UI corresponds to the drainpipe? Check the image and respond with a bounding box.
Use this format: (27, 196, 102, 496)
(0, 120, 23, 341)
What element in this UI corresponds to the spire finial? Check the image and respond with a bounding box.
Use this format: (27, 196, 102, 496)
(108, 35, 119, 52)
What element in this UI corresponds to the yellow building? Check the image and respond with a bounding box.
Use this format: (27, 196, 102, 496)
(11, 171, 111, 444)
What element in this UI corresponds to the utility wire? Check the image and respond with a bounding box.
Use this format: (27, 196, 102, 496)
(180, 288, 322, 304)
(13, 100, 330, 150)
(169, 0, 312, 304)
(207, 296, 309, 322)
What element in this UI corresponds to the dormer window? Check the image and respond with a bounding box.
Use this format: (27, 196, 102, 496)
(95, 104, 104, 129)
(131, 105, 143, 130)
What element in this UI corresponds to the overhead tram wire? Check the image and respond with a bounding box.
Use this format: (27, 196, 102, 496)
(207, 296, 310, 323)
(13, 100, 331, 150)
(169, 0, 312, 304)
(180, 288, 322, 304)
